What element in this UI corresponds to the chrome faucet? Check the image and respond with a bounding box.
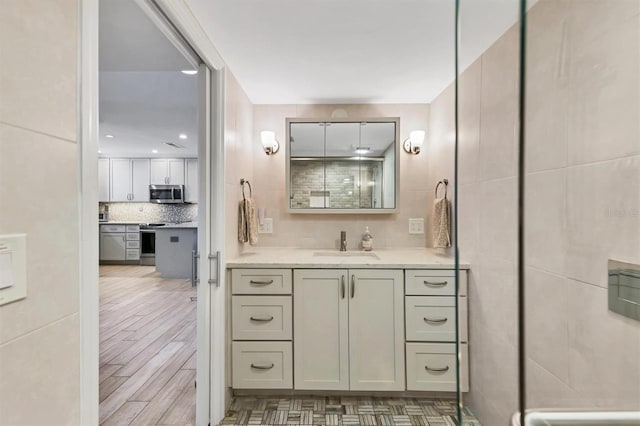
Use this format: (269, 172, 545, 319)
(340, 231, 347, 251)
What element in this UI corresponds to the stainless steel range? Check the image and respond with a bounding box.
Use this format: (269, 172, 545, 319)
(139, 223, 165, 266)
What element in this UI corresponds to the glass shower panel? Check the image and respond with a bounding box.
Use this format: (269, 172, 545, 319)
(523, 0, 640, 423)
(454, 0, 521, 424)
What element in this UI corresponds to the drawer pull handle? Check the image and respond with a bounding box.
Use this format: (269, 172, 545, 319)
(423, 280, 448, 287)
(425, 365, 450, 373)
(350, 275, 355, 298)
(423, 317, 448, 324)
(341, 275, 345, 299)
(249, 316, 274, 322)
(249, 279, 274, 285)
(251, 363, 275, 370)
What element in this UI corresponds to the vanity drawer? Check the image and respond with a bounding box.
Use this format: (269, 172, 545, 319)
(232, 341, 293, 389)
(405, 296, 468, 342)
(405, 270, 466, 296)
(232, 296, 292, 340)
(406, 342, 468, 392)
(232, 269, 292, 295)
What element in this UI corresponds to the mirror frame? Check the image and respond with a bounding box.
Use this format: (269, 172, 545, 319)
(286, 117, 400, 214)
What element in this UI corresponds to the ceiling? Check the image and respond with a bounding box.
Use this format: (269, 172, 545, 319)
(99, 0, 199, 157)
(185, 0, 521, 104)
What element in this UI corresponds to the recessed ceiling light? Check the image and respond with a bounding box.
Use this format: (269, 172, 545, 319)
(105, 134, 114, 138)
(98, 150, 102, 154)
(355, 147, 370, 154)
(151, 149, 158, 154)
(179, 133, 188, 140)
(181, 70, 198, 75)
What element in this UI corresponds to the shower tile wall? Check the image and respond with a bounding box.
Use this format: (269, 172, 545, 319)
(101, 202, 198, 224)
(290, 160, 377, 209)
(427, 0, 640, 424)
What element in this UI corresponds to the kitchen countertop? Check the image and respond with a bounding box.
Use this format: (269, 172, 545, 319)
(100, 221, 198, 229)
(226, 247, 469, 269)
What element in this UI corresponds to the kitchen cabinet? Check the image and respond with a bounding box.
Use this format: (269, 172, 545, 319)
(100, 233, 126, 261)
(150, 158, 185, 185)
(98, 158, 110, 202)
(99, 224, 140, 263)
(110, 159, 150, 202)
(185, 158, 198, 203)
(293, 269, 404, 391)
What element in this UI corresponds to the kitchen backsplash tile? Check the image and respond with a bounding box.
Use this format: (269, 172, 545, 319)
(100, 202, 197, 224)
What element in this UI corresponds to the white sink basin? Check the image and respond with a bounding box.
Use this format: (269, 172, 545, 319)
(313, 251, 380, 261)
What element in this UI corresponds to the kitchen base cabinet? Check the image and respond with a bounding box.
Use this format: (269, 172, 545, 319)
(99, 224, 140, 264)
(100, 233, 126, 261)
(155, 228, 197, 278)
(232, 341, 293, 389)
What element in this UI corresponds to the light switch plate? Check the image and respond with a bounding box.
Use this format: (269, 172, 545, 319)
(409, 218, 424, 234)
(258, 218, 273, 234)
(0, 234, 27, 306)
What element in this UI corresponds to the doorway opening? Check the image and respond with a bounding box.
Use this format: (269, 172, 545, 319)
(97, 1, 204, 423)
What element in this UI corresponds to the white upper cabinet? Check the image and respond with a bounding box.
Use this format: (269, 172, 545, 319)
(150, 158, 185, 185)
(131, 159, 150, 202)
(98, 158, 110, 202)
(185, 158, 198, 203)
(109, 159, 150, 202)
(110, 159, 132, 202)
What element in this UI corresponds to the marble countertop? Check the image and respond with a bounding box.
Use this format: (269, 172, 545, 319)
(226, 247, 469, 269)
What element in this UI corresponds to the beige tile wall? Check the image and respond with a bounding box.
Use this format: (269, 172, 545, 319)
(0, 0, 80, 424)
(224, 70, 255, 259)
(250, 104, 430, 249)
(428, 0, 640, 423)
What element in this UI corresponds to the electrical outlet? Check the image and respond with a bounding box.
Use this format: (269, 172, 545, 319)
(258, 218, 273, 234)
(409, 218, 424, 234)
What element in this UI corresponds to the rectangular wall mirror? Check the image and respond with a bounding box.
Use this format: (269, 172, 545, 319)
(286, 118, 399, 213)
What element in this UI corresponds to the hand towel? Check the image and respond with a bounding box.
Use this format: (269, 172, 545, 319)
(432, 197, 451, 248)
(238, 198, 258, 245)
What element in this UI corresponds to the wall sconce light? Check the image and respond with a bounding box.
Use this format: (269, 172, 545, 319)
(403, 130, 425, 155)
(261, 130, 279, 155)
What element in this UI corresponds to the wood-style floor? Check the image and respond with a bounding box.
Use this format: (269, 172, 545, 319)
(99, 265, 197, 425)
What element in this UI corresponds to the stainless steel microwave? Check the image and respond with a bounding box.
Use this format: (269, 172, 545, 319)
(149, 185, 184, 203)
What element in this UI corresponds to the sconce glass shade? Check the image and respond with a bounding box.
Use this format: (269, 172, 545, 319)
(261, 130, 279, 155)
(403, 130, 425, 154)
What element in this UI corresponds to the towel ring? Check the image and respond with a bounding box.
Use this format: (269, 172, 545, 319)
(240, 178, 252, 200)
(435, 179, 448, 199)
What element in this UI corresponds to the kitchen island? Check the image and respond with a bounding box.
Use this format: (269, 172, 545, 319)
(155, 222, 198, 279)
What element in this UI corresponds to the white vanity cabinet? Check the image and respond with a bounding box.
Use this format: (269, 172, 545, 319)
(229, 264, 469, 394)
(231, 269, 293, 389)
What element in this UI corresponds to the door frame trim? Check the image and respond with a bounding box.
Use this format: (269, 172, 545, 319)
(79, 1, 227, 424)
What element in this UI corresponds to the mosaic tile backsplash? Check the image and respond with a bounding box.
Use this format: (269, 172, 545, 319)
(100, 202, 198, 224)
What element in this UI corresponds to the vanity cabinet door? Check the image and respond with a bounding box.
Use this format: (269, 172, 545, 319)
(293, 269, 349, 390)
(348, 269, 405, 391)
